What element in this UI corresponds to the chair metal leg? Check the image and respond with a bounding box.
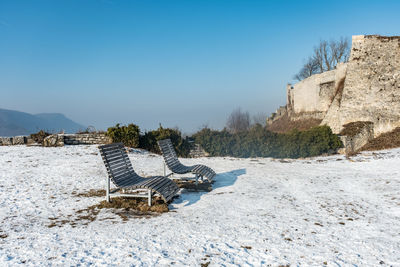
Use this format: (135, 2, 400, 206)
(106, 177, 111, 202)
(163, 162, 166, 176)
(148, 189, 152, 206)
(195, 174, 199, 186)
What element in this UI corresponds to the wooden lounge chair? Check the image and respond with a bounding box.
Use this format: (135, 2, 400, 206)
(99, 143, 179, 206)
(157, 139, 216, 183)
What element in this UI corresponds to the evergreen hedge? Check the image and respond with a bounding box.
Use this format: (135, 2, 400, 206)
(106, 123, 342, 159)
(192, 125, 342, 158)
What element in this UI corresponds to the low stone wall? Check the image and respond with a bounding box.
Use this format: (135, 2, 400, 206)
(43, 135, 65, 147)
(189, 144, 209, 158)
(0, 133, 111, 146)
(63, 133, 111, 145)
(0, 136, 32, 146)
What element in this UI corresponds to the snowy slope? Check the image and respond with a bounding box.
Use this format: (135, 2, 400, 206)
(0, 145, 399, 266)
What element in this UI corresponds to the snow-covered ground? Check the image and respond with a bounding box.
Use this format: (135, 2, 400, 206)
(0, 145, 399, 266)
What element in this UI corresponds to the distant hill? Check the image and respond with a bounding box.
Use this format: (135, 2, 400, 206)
(0, 108, 86, 136)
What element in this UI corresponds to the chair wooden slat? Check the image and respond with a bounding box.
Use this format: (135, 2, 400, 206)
(157, 139, 216, 182)
(99, 143, 179, 205)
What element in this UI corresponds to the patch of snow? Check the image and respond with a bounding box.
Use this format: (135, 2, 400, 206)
(0, 145, 399, 265)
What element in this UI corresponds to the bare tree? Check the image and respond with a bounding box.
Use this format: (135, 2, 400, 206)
(226, 108, 250, 133)
(294, 56, 319, 81)
(294, 37, 350, 81)
(330, 37, 350, 66)
(252, 112, 267, 126)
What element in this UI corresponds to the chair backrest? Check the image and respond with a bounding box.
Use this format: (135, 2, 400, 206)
(157, 139, 181, 168)
(98, 143, 141, 186)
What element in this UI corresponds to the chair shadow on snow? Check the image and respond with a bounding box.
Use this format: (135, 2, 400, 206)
(171, 168, 246, 207)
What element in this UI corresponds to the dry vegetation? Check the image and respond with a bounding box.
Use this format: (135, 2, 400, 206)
(362, 127, 400, 151)
(29, 130, 50, 144)
(266, 114, 322, 133)
(71, 189, 106, 197)
(50, 179, 213, 228)
(339, 121, 373, 137)
(174, 179, 213, 192)
(48, 190, 170, 228)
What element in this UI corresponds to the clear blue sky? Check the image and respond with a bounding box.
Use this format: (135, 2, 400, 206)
(1, 0, 399, 133)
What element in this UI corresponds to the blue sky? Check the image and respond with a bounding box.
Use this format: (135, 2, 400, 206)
(1, 0, 399, 133)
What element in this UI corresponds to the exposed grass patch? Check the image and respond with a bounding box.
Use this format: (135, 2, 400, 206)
(95, 197, 168, 213)
(173, 179, 212, 192)
(48, 197, 168, 228)
(72, 189, 105, 197)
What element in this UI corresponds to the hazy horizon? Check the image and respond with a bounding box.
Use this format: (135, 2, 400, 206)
(1, 0, 400, 133)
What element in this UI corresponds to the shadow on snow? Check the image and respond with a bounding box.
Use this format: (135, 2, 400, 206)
(172, 168, 246, 207)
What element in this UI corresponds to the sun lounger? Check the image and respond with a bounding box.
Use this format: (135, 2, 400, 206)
(99, 143, 179, 205)
(157, 139, 216, 183)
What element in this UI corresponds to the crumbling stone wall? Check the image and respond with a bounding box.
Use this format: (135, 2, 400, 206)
(63, 133, 111, 145)
(322, 35, 400, 136)
(266, 106, 287, 125)
(0, 133, 111, 146)
(188, 144, 209, 158)
(286, 63, 347, 117)
(282, 35, 400, 138)
(43, 135, 65, 147)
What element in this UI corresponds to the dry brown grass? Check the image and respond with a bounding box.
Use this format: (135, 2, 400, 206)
(267, 114, 322, 133)
(72, 189, 106, 197)
(362, 127, 400, 151)
(95, 197, 169, 213)
(339, 121, 373, 137)
(174, 179, 213, 192)
(48, 192, 169, 228)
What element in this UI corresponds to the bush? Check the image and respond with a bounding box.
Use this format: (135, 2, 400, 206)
(106, 123, 140, 147)
(140, 125, 191, 157)
(277, 126, 343, 158)
(30, 130, 51, 144)
(105, 123, 191, 157)
(193, 125, 342, 158)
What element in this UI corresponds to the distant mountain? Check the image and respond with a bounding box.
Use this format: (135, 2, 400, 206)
(0, 108, 86, 136)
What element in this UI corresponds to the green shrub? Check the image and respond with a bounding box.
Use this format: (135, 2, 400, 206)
(276, 126, 342, 158)
(106, 123, 140, 147)
(192, 125, 342, 158)
(105, 123, 191, 157)
(140, 125, 191, 157)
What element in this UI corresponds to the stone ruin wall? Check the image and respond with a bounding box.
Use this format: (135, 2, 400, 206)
(274, 35, 400, 138)
(63, 133, 111, 145)
(0, 133, 111, 146)
(322, 35, 400, 136)
(287, 62, 347, 120)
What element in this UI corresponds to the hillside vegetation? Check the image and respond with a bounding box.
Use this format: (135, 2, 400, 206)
(266, 114, 322, 133)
